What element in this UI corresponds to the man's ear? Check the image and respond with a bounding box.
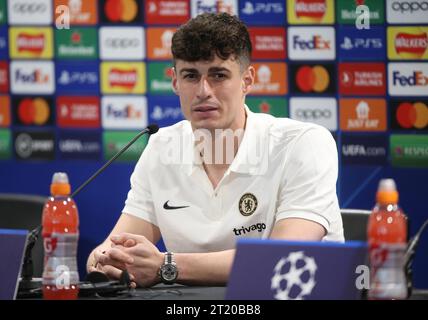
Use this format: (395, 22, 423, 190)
(171, 67, 179, 95)
(242, 66, 255, 94)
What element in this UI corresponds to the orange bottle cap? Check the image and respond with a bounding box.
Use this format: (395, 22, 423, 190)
(50, 183, 71, 196)
(376, 190, 399, 205)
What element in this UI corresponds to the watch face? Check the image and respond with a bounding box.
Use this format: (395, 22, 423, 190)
(161, 264, 178, 282)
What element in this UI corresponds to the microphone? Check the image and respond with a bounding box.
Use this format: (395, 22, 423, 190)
(18, 124, 159, 295)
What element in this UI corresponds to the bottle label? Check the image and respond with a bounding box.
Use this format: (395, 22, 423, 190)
(369, 243, 407, 299)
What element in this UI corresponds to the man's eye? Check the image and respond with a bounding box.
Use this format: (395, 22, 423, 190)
(183, 74, 198, 79)
(212, 73, 226, 79)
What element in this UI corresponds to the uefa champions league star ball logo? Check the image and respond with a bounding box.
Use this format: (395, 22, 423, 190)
(271, 251, 317, 300)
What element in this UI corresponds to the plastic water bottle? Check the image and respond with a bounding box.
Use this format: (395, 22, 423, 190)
(42, 172, 80, 299)
(367, 179, 408, 300)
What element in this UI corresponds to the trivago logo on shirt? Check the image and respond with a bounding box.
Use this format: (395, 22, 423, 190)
(341, 134, 388, 165)
(388, 27, 428, 60)
(388, 63, 428, 96)
(8, 0, 52, 25)
(55, 27, 98, 59)
(389, 99, 428, 131)
(290, 63, 336, 94)
(57, 96, 100, 128)
(101, 95, 148, 129)
(103, 130, 148, 162)
(239, 0, 285, 25)
(148, 96, 183, 128)
(54, 0, 97, 25)
(56, 61, 99, 94)
(287, 0, 334, 24)
(339, 99, 387, 132)
(250, 63, 287, 95)
(101, 62, 146, 94)
(391, 134, 428, 168)
(12, 96, 53, 126)
(0, 61, 8, 93)
(58, 130, 101, 161)
(146, 27, 175, 60)
(147, 62, 174, 94)
(0, 96, 10, 127)
(191, 0, 238, 17)
(249, 27, 286, 60)
(145, 0, 189, 25)
(0, 129, 11, 159)
(339, 63, 386, 96)
(10, 61, 55, 94)
(246, 97, 288, 118)
(337, 0, 384, 24)
(338, 26, 385, 60)
(289, 97, 337, 131)
(9, 27, 53, 59)
(288, 27, 335, 60)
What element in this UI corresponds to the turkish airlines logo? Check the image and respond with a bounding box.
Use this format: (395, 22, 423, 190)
(288, 27, 335, 60)
(100, 27, 145, 60)
(8, 0, 52, 25)
(340, 99, 387, 132)
(390, 100, 428, 131)
(13, 97, 52, 126)
(289, 97, 337, 131)
(249, 27, 286, 60)
(388, 63, 428, 96)
(57, 96, 100, 128)
(0, 62, 8, 93)
(339, 63, 386, 96)
(290, 63, 335, 94)
(388, 27, 428, 59)
(145, 0, 189, 24)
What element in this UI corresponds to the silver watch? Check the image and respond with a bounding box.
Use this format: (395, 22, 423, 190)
(158, 252, 178, 284)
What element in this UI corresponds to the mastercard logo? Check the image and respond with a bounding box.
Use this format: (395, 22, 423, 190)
(396, 102, 428, 129)
(296, 65, 330, 93)
(105, 0, 138, 22)
(18, 98, 50, 126)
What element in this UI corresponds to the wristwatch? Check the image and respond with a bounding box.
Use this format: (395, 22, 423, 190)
(159, 252, 178, 284)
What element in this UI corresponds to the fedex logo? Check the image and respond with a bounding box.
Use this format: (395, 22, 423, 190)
(14, 69, 49, 84)
(288, 27, 335, 60)
(293, 35, 330, 50)
(11, 61, 54, 94)
(106, 104, 142, 119)
(101, 96, 147, 129)
(389, 63, 428, 96)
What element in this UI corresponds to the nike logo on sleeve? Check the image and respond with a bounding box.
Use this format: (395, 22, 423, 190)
(163, 200, 190, 210)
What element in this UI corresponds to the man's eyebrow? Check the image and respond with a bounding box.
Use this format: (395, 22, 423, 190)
(179, 68, 198, 75)
(178, 67, 231, 75)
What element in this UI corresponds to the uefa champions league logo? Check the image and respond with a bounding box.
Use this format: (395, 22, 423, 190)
(271, 251, 317, 300)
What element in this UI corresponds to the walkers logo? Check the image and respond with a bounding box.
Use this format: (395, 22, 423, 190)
(289, 97, 337, 131)
(148, 62, 174, 94)
(287, 0, 334, 24)
(100, 27, 145, 60)
(58, 131, 101, 160)
(341, 134, 388, 165)
(249, 27, 286, 60)
(0, 26, 8, 59)
(145, 0, 189, 25)
(13, 130, 55, 160)
(390, 100, 428, 131)
(239, 1, 285, 25)
(338, 26, 385, 60)
(57, 96, 100, 128)
(339, 99, 387, 132)
(54, 0, 97, 25)
(246, 97, 288, 118)
(388, 63, 428, 96)
(148, 96, 183, 128)
(339, 63, 386, 96)
(288, 27, 335, 60)
(0, 129, 10, 159)
(0, 96, 10, 127)
(391, 134, 428, 167)
(146, 28, 175, 60)
(12, 96, 53, 126)
(290, 63, 335, 94)
(101, 62, 146, 94)
(10, 61, 54, 94)
(56, 61, 99, 93)
(0, 0, 6, 24)
(191, 0, 238, 17)
(337, 0, 384, 24)
(9, 27, 53, 59)
(55, 28, 98, 59)
(103, 131, 148, 162)
(388, 27, 428, 60)
(0, 61, 8, 93)
(8, 0, 52, 25)
(387, 0, 428, 24)
(250, 63, 287, 95)
(101, 96, 148, 129)
(100, 0, 142, 24)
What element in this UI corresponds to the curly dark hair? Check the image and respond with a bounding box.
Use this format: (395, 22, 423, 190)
(171, 13, 252, 69)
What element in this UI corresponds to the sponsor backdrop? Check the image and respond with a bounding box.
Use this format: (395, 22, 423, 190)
(0, 0, 427, 288)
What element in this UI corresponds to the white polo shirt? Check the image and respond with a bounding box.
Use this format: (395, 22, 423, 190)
(123, 107, 344, 253)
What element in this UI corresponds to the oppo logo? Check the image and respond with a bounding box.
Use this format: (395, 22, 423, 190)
(392, 1, 428, 12)
(296, 109, 332, 120)
(105, 38, 140, 49)
(13, 2, 47, 14)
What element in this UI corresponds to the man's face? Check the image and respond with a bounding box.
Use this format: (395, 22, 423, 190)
(172, 55, 254, 131)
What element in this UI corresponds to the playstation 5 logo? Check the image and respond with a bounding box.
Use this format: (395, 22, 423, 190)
(241, 1, 283, 15)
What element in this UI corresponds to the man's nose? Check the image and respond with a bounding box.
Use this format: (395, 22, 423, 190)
(196, 76, 212, 98)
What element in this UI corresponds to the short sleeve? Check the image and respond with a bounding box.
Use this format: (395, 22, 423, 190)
(122, 138, 158, 226)
(275, 126, 339, 232)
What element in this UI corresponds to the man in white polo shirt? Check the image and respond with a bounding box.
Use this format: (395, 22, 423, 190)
(87, 13, 344, 287)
